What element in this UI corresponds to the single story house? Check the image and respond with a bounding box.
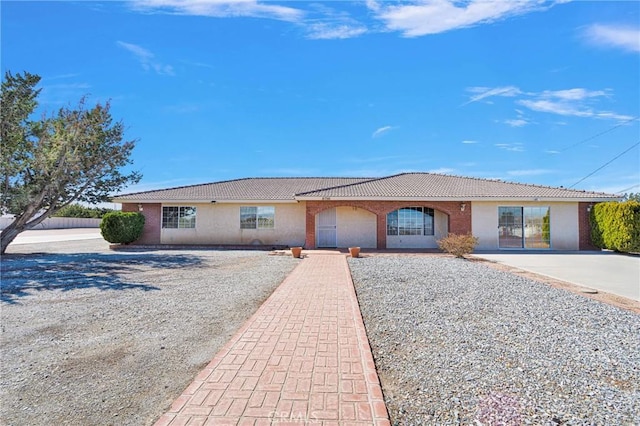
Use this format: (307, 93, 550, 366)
(113, 172, 620, 251)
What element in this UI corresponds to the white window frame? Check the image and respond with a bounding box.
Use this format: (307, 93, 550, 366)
(386, 207, 434, 236)
(162, 206, 197, 229)
(240, 206, 275, 229)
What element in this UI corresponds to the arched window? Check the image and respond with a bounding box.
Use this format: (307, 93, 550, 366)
(387, 207, 434, 236)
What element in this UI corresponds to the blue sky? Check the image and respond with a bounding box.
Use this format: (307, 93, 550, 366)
(2, 0, 639, 196)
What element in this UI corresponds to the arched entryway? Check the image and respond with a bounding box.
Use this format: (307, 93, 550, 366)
(315, 206, 377, 248)
(384, 206, 449, 249)
(305, 200, 469, 249)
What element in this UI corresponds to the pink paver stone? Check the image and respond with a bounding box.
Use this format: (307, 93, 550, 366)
(155, 252, 390, 425)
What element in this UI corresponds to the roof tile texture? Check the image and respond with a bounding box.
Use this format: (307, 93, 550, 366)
(114, 173, 618, 202)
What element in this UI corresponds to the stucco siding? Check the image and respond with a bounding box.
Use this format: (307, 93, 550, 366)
(434, 210, 448, 241)
(472, 201, 579, 250)
(335, 207, 377, 248)
(160, 202, 306, 246)
(551, 203, 579, 250)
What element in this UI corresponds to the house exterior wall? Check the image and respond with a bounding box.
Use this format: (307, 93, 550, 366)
(159, 202, 306, 246)
(122, 203, 161, 244)
(305, 200, 470, 249)
(578, 202, 598, 250)
(126, 199, 593, 251)
(335, 207, 377, 248)
(472, 201, 579, 250)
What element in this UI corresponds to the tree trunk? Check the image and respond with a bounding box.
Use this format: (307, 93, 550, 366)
(0, 221, 23, 254)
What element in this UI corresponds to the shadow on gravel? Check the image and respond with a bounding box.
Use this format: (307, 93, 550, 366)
(0, 252, 203, 304)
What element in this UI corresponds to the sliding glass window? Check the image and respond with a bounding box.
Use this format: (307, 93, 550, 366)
(498, 207, 550, 249)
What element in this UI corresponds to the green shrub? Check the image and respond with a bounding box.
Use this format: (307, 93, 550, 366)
(591, 201, 640, 253)
(438, 233, 479, 258)
(100, 212, 145, 244)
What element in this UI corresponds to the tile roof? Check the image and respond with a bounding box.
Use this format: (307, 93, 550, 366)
(113, 173, 620, 202)
(113, 177, 372, 202)
(295, 173, 619, 200)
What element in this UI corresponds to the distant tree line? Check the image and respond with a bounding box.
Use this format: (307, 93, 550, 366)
(52, 203, 115, 219)
(622, 193, 640, 202)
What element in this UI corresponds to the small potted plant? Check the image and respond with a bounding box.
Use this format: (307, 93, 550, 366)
(291, 246, 303, 258)
(348, 247, 361, 258)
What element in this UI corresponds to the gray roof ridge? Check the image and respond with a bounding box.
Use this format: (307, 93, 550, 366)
(295, 174, 401, 196)
(114, 176, 375, 199)
(114, 177, 253, 198)
(397, 171, 617, 197)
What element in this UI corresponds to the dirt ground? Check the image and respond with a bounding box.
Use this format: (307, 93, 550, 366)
(0, 239, 297, 426)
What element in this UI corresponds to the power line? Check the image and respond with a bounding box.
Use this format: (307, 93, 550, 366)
(558, 116, 639, 153)
(568, 141, 640, 188)
(616, 184, 640, 194)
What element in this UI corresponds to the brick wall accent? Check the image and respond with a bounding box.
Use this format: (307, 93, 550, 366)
(578, 201, 597, 251)
(122, 203, 161, 244)
(304, 200, 472, 249)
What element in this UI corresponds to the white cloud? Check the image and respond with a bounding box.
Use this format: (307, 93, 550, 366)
(540, 88, 608, 100)
(372, 125, 394, 138)
(131, 0, 304, 22)
(495, 143, 525, 152)
(467, 85, 633, 122)
(306, 23, 367, 40)
(117, 41, 175, 76)
(463, 86, 522, 105)
(585, 24, 640, 53)
(428, 167, 456, 174)
(371, 0, 556, 37)
(504, 118, 529, 127)
(132, 1, 370, 40)
(462, 140, 478, 144)
(517, 98, 633, 121)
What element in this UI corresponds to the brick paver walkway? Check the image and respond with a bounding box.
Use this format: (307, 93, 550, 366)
(155, 253, 390, 426)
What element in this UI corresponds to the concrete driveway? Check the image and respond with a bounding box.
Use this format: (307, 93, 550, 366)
(473, 251, 640, 301)
(5, 228, 102, 245)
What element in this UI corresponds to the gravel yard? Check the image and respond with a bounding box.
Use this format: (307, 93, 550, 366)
(349, 255, 640, 426)
(0, 240, 297, 425)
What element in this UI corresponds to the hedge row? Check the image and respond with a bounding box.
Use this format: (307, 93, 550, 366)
(590, 201, 640, 253)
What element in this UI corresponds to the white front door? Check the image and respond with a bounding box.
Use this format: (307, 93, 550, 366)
(317, 208, 337, 247)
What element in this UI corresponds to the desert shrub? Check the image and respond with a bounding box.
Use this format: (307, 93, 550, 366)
(438, 233, 479, 258)
(100, 211, 145, 244)
(591, 201, 640, 253)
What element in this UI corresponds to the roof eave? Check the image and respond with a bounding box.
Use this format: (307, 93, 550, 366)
(294, 196, 622, 202)
(113, 198, 298, 204)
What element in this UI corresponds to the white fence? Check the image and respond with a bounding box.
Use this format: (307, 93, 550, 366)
(0, 217, 101, 230)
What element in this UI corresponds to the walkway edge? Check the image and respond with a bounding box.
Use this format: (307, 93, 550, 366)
(341, 257, 391, 423)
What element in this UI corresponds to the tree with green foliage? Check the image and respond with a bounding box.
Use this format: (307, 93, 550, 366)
(52, 203, 114, 219)
(542, 210, 551, 245)
(0, 71, 141, 254)
(591, 201, 640, 253)
(622, 192, 640, 202)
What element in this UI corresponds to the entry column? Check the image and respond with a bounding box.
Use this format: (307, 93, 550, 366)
(376, 212, 387, 250)
(305, 207, 316, 248)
